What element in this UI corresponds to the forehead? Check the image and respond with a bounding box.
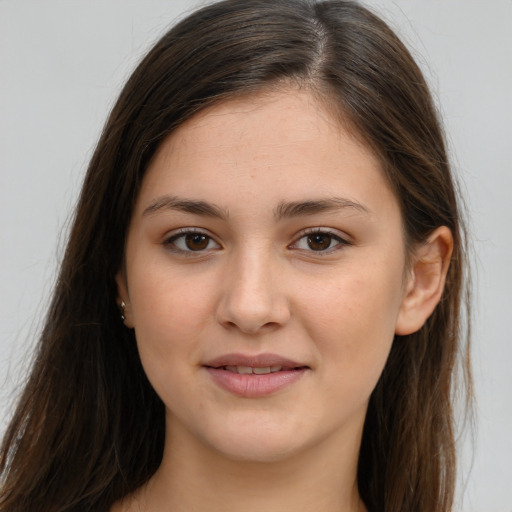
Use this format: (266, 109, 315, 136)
(154, 89, 370, 164)
(137, 88, 396, 219)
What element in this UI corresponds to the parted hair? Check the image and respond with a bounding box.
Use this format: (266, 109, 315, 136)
(0, 1, 471, 511)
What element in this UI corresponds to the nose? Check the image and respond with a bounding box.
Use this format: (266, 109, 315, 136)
(215, 249, 291, 334)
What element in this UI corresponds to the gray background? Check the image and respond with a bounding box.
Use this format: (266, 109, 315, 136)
(1, 1, 511, 510)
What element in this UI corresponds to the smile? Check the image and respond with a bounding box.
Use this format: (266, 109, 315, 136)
(223, 365, 290, 374)
(203, 354, 309, 397)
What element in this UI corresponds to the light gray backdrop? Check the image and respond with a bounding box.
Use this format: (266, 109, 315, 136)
(1, 1, 511, 510)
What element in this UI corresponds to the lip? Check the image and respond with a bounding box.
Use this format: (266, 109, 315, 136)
(204, 352, 306, 369)
(203, 353, 309, 398)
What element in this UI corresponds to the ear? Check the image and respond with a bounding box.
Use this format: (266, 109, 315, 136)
(395, 226, 453, 335)
(115, 270, 134, 329)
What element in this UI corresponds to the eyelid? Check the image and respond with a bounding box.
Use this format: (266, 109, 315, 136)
(289, 227, 351, 253)
(161, 226, 350, 256)
(162, 227, 221, 254)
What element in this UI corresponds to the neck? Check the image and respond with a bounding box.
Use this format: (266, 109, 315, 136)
(129, 418, 367, 512)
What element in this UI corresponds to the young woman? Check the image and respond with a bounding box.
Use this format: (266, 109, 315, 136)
(0, 1, 472, 511)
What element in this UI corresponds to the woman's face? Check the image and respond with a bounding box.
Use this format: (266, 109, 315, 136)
(118, 89, 412, 462)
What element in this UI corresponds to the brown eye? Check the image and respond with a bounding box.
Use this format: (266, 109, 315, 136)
(165, 230, 221, 253)
(307, 233, 333, 251)
(291, 230, 348, 253)
(185, 233, 209, 251)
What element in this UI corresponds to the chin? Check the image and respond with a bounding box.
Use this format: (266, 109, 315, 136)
(212, 436, 300, 463)
(199, 415, 313, 463)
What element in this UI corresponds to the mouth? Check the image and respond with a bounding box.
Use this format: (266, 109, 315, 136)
(203, 353, 309, 397)
(203, 353, 308, 370)
(214, 365, 304, 374)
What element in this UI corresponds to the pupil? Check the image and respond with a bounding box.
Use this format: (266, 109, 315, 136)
(307, 234, 331, 251)
(185, 233, 209, 250)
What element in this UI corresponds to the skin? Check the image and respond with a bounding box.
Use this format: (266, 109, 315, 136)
(114, 88, 452, 512)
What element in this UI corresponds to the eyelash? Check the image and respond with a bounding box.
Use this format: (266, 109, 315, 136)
(163, 228, 221, 255)
(289, 228, 350, 255)
(162, 228, 350, 256)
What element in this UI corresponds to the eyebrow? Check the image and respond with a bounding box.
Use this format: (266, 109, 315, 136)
(142, 195, 370, 220)
(142, 195, 229, 220)
(274, 197, 371, 219)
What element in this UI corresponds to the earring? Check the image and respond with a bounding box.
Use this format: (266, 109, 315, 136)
(120, 301, 126, 321)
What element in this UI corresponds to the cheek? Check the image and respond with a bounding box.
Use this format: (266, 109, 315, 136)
(127, 259, 219, 373)
(300, 259, 403, 331)
(127, 271, 219, 414)
(297, 260, 403, 392)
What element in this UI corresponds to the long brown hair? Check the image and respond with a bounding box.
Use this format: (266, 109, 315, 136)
(0, 1, 472, 511)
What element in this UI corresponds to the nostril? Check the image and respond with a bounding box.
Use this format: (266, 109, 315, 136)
(221, 319, 280, 334)
(215, 274, 291, 333)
